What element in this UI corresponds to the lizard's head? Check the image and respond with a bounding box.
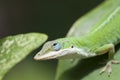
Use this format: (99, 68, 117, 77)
(34, 39, 82, 60)
(34, 40, 65, 60)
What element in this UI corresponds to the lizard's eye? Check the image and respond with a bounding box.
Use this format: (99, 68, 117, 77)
(52, 43, 61, 51)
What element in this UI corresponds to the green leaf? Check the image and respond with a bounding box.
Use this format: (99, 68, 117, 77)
(56, 0, 120, 80)
(0, 33, 48, 80)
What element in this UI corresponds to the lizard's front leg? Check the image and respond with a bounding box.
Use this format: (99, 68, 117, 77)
(95, 43, 120, 77)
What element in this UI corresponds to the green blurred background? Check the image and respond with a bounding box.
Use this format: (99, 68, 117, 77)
(0, 0, 104, 80)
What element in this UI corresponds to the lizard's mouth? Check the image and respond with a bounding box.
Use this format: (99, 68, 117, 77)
(34, 47, 81, 60)
(34, 49, 69, 60)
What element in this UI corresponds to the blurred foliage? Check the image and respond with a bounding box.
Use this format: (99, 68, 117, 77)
(0, 33, 47, 80)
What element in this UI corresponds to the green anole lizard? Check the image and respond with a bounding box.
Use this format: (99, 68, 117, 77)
(34, 7, 120, 76)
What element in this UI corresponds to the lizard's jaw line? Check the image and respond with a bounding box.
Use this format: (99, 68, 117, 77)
(34, 47, 96, 60)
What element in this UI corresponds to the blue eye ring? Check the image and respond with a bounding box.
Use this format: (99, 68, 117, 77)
(52, 43, 61, 51)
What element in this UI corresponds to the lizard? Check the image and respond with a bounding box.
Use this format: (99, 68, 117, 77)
(34, 7, 120, 76)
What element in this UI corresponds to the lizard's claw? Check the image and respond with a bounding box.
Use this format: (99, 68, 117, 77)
(99, 60, 120, 77)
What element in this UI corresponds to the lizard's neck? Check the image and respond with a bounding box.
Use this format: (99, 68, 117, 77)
(56, 37, 89, 49)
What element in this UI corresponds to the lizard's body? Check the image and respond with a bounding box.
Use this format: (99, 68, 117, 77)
(57, 7, 120, 56)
